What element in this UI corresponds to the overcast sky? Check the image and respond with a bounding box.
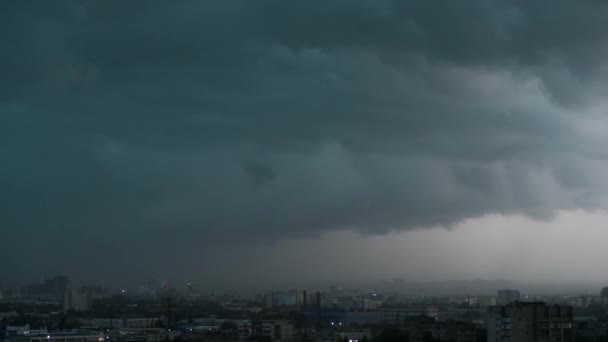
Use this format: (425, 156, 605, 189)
(3, 0, 608, 290)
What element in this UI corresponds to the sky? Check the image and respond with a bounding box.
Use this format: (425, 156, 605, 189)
(3, 0, 608, 290)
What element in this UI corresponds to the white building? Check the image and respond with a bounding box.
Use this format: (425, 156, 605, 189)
(64, 291, 92, 312)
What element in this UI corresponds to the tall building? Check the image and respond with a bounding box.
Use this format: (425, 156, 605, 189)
(496, 289, 520, 305)
(600, 287, 608, 305)
(23, 275, 70, 301)
(264, 290, 312, 308)
(64, 291, 92, 312)
(487, 301, 574, 342)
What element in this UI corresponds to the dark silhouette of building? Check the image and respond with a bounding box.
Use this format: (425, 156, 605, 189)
(487, 301, 573, 342)
(601, 287, 608, 305)
(23, 275, 70, 301)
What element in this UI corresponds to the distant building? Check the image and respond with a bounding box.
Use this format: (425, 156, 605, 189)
(248, 320, 294, 342)
(263, 290, 299, 308)
(12, 331, 101, 342)
(113, 328, 180, 342)
(4, 325, 48, 338)
(264, 320, 293, 342)
(3, 326, 100, 342)
(432, 320, 479, 342)
(79, 284, 106, 299)
(478, 296, 497, 307)
(64, 291, 92, 312)
(0, 311, 17, 321)
(487, 301, 574, 342)
(601, 287, 608, 305)
(496, 290, 520, 306)
(363, 298, 384, 310)
(564, 295, 594, 308)
(382, 307, 439, 323)
(22, 275, 70, 301)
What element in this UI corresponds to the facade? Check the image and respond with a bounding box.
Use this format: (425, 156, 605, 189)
(247, 320, 294, 342)
(266, 320, 293, 342)
(432, 321, 479, 342)
(64, 291, 92, 312)
(601, 287, 608, 305)
(496, 290, 520, 306)
(487, 301, 574, 342)
(263, 290, 299, 307)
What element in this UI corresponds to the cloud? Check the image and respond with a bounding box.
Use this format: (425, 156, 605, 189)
(2, 1, 608, 281)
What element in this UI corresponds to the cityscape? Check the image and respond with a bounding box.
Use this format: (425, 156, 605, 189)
(2, 275, 608, 341)
(5, 1, 608, 342)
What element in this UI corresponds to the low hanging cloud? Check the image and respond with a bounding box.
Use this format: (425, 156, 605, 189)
(3, 1, 608, 278)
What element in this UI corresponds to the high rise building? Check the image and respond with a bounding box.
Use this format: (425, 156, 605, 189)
(23, 275, 70, 301)
(487, 301, 574, 342)
(600, 287, 608, 305)
(64, 291, 92, 312)
(496, 289, 520, 305)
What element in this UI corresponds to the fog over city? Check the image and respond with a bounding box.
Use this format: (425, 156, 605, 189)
(3, 1, 608, 290)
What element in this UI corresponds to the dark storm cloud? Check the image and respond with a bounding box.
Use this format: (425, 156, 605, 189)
(3, 0, 608, 280)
